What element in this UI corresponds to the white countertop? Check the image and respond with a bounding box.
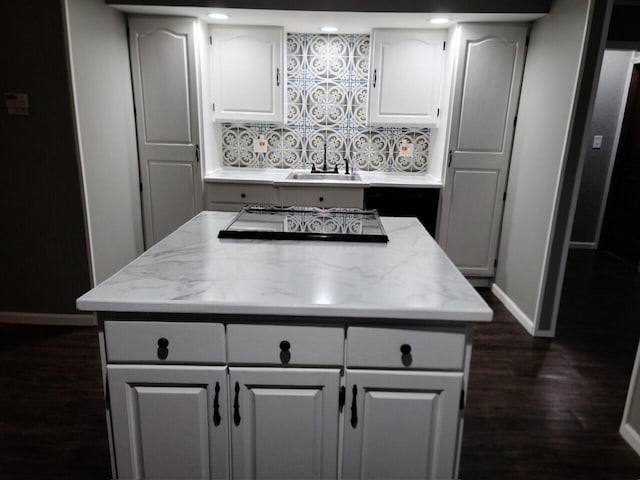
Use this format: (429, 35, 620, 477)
(77, 212, 491, 322)
(204, 167, 442, 188)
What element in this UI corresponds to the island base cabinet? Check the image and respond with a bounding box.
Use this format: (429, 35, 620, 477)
(107, 365, 230, 480)
(341, 370, 463, 480)
(229, 367, 340, 480)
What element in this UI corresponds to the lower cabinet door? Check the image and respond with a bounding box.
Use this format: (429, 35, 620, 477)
(108, 365, 230, 480)
(342, 370, 463, 480)
(229, 367, 340, 480)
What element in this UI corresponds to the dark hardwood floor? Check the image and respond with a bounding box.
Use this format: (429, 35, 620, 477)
(1, 249, 639, 479)
(461, 249, 640, 479)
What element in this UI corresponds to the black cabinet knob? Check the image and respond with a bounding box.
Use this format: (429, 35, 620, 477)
(279, 340, 291, 364)
(400, 344, 412, 355)
(240, 193, 246, 198)
(157, 337, 169, 360)
(319, 196, 324, 202)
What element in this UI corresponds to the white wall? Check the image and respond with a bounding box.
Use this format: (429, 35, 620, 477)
(571, 49, 633, 247)
(65, 0, 144, 284)
(492, 0, 592, 335)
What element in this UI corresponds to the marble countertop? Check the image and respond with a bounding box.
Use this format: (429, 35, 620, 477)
(76, 212, 491, 322)
(204, 167, 442, 188)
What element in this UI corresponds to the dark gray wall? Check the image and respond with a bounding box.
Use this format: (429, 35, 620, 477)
(0, 0, 91, 313)
(571, 50, 633, 246)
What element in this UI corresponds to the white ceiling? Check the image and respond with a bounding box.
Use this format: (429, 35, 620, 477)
(112, 5, 545, 33)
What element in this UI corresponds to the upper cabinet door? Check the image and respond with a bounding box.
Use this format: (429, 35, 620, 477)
(211, 26, 284, 123)
(368, 29, 446, 126)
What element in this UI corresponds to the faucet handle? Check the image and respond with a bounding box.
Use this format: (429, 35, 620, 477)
(311, 163, 317, 172)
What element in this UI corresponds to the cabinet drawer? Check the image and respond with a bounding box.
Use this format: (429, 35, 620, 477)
(346, 326, 466, 370)
(280, 187, 363, 208)
(227, 324, 344, 366)
(205, 183, 278, 205)
(104, 321, 226, 364)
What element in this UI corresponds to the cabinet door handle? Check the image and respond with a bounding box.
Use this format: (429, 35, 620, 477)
(233, 382, 241, 426)
(319, 196, 324, 202)
(373, 69, 377, 88)
(279, 340, 291, 364)
(276, 67, 280, 87)
(157, 337, 169, 360)
(400, 344, 412, 355)
(350, 385, 358, 428)
(213, 382, 221, 426)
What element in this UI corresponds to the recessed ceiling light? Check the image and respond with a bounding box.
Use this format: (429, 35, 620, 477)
(208, 12, 229, 20)
(321, 26, 339, 33)
(430, 17, 450, 24)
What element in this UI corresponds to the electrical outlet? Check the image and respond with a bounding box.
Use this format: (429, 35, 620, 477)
(253, 136, 267, 153)
(398, 141, 414, 157)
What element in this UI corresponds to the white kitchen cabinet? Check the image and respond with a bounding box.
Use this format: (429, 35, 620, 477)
(438, 23, 528, 278)
(342, 370, 463, 480)
(108, 365, 230, 480)
(368, 29, 446, 126)
(229, 367, 340, 480)
(128, 17, 203, 247)
(205, 182, 279, 211)
(211, 26, 284, 123)
(279, 186, 364, 208)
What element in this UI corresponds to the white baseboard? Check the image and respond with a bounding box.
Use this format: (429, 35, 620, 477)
(569, 241, 597, 249)
(491, 283, 536, 335)
(620, 422, 640, 457)
(466, 277, 492, 287)
(0, 311, 96, 326)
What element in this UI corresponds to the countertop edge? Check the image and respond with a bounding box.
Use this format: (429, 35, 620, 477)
(204, 169, 443, 189)
(76, 298, 493, 323)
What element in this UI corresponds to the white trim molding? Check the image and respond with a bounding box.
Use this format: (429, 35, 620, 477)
(0, 311, 96, 326)
(620, 340, 640, 457)
(491, 283, 536, 335)
(620, 423, 640, 457)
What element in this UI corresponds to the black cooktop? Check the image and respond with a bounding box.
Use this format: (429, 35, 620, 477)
(218, 206, 389, 243)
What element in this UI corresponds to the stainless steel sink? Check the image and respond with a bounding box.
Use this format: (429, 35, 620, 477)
(286, 172, 361, 181)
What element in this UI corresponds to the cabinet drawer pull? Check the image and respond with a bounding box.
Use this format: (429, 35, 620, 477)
(400, 343, 413, 366)
(233, 382, 241, 426)
(350, 385, 358, 428)
(279, 340, 291, 364)
(240, 193, 246, 199)
(213, 382, 221, 426)
(156, 337, 169, 360)
(319, 196, 324, 202)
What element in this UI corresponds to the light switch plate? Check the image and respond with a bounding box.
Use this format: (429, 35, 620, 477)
(253, 136, 268, 153)
(398, 142, 414, 157)
(592, 135, 603, 149)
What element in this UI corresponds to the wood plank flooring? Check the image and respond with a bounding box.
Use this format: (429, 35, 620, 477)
(1, 249, 639, 479)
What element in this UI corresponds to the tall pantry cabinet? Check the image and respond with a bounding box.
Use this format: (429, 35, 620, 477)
(128, 17, 204, 247)
(438, 23, 529, 278)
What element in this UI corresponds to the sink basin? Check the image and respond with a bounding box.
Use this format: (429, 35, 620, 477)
(286, 172, 361, 181)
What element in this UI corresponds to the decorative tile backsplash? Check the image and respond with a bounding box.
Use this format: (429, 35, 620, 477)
(221, 34, 431, 172)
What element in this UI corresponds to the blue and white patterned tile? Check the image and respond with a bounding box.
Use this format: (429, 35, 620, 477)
(307, 81, 349, 127)
(349, 130, 389, 171)
(266, 129, 303, 169)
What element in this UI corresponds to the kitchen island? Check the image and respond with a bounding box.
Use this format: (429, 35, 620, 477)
(77, 211, 492, 480)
